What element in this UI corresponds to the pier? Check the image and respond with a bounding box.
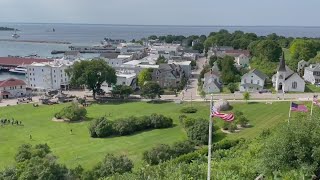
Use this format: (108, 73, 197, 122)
(0, 39, 71, 44)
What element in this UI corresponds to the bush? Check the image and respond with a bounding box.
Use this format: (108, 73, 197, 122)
(143, 141, 195, 165)
(92, 154, 133, 179)
(180, 107, 198, 114)
(222, 121, 237, 132)
(178, 115, 187, 124)
(181, 117, 196, 129)
(186, 118, 210, 145)
(54, 102, 87, 122)
(89, 114, 173, 138)
(237, 115, 249, 127)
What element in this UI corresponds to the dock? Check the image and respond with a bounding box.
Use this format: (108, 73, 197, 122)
(0, 39, 71, 45)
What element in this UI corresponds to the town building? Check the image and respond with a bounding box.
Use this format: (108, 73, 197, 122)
(152, 64, 185, 88)
(63, 51, 81, 61)
(240, 69, 268, 92)
(168, 60, 192, 77)
(297, 60, 309, 76)
(0, 78, 27, 99)
(303, 64, 320, 85)
(150, 44, 181, 56)
(26, 59, 72, 90)
(272, 53, 305, 92)
(117, 43, 146, 54)
(202, 70, 222, 93)
(101, 70, 137, 92)
(234, 54, 250, 68)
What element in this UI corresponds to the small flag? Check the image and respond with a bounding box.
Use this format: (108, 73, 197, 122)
(313, 95, 320, 107)
(211, 106, 234, 122)
(291, 102, 308, 112)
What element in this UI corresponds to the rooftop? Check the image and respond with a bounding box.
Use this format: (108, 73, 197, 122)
(0, 57, 52, 66)
(0, 78, 26, 87)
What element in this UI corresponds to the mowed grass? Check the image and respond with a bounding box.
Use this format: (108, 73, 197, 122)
(0, 101, 290, 170)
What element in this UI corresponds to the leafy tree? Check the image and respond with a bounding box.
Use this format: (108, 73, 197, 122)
(209, 56, 218, 67)
(192, 43, 204, 53)
(111, 85, 133, 99)
(148, 35, 158, 40)
(220, 56, 239, 84)
(190, 60, 196, 69)
(200, 90, 206, 100)
(250, 56, 277, 77)
(261, 115, 320, 177)
(138, 68, 153, 87)
(227, 83, 237, 93)
(66, 59, 116, 99)
(290, 39, 319, 60)
(243, 92, 250, 103)
(250, 40, 282, 62)
(156, 55, 167, 65)
(140, 82, 164, 100)
(92, 154, 133, 179)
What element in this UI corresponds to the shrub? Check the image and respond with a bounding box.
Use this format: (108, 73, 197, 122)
(186, 118, 210, 145)
(178, 115, 187, 124)
(180, 107, 198, 114)
(143, 141, 195, 165)
(237, 116, 249, 127)
(181, 118, 196, 129)
(89, 114, 173, 138)
(92, 154, 133, 179)
(55, 102, 87, 121)
(222, 121, 237, 132)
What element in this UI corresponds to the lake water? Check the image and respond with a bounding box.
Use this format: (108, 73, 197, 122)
(1, 23, 320, 80)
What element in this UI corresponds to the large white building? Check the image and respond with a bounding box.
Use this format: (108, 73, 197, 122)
(26, 59, 72, 90)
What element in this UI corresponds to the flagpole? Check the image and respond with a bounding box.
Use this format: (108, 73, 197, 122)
(288, 101, 292, 123)
(207, 94, 213, 180)
(311, 98, 314, 116)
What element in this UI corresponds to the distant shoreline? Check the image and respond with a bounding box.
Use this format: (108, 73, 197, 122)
(0, 39, 71, 44)
(0, 27, 18, 31)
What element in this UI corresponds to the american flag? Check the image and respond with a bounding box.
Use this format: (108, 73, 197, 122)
(211, 106, 235, 122)
(291, 102, 308, 112)
(313, 95, 320, 107)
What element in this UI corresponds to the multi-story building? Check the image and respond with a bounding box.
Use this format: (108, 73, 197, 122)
(0, 78, 27, 99)
(304, 64, 320, 85)
(26, 60, 72, 90)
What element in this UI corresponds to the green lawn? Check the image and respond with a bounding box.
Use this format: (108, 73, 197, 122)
(0, 101, 291, 170)
(306, 84, 320, 92)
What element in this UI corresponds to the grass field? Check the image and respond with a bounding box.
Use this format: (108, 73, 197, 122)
(0, 101, 291, 170)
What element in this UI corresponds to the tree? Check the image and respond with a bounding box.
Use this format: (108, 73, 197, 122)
(190, 60, 197, 69)
(141, 82, 164, 100)
(192, 43, 204, 53)
(54, 102, 87, 121)
(261, 115, 320, 177)
(290, 39, 319, 60)
(227, 83, 237, 93)
(250, 40, 282, 62)
(111, 85, 133, 99)
(92, 154, 133, 179)
(66, 59, 116, 99)
(156, 55, 167, 65)
(243, 92, 250, 103)
(209, 56, 218, 67)
(138, 68, 153, 87)
(200, 90, 206, 101)
(220, 56, 240, 84)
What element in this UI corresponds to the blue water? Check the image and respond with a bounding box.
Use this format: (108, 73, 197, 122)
(1, 23, 320, 80)
(0, 23, 320, 57)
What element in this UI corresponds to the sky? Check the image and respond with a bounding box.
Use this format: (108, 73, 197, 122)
(0, 0, 319, 26)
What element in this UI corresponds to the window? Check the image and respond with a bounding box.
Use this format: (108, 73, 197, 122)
(30, 73, 31, 75)
(257, 80, 260, 85)
(244, 79, 247, 83)
(54, 80, 56, 83)
(30, 78, 32, 81)
(54, 75, 56, 78)
(292, 81, 297, 89)
(20, 86, 22, 89)
(42, 69, 43, 72)
(33, 78, 35, 81)
(251, 79, 253, 84)
(54, 70, 55, 73)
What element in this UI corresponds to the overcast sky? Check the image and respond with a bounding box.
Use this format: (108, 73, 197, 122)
(0, 0, 319, 26)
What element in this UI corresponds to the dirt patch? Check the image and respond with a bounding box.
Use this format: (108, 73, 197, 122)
(52, 117, 68, 122)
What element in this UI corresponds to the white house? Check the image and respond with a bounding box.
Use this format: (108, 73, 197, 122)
(234, 54, 250, 68)
(0, 78, 27, 99)
(240, 69, 268, 92)
(272, 53, 305, 92)
(26, 59, 72, 90)
(303, 64, 320, 85)
(101, 71, 137, 92)
(202, 71, 222, 93)
(297, 60, 309, 75)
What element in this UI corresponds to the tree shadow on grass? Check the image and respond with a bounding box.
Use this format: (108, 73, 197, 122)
(146, 100, 173, 104)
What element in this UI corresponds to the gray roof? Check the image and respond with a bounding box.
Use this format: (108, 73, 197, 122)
(247, 69, 268, 80)
(100, 52, 120, 59)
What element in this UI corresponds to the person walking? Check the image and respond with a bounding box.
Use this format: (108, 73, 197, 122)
(70, 129, 73, 135)
(29, 134, 32, 140)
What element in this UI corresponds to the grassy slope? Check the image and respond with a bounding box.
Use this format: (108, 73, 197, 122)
(0, 101, 290, 170)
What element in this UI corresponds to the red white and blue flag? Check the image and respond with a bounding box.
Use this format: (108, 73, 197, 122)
(291, 102, 308, 112)
(211, 106, 235, 122)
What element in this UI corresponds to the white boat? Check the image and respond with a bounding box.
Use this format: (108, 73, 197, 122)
(12, 30, 20, 39)
(9, 66, 27, 74)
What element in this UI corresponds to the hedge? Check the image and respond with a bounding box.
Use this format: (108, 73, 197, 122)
(89, 114, 173, 138)
(180, 107, 198, 113)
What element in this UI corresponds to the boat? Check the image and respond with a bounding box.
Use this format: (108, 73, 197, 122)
(12, 30, 20, 39)
(9, 65, 27, 74)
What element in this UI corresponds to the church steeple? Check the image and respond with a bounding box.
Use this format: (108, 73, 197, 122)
(278, 52, 286, 72)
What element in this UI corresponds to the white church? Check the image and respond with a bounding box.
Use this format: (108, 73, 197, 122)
(272, 53, 305, 92)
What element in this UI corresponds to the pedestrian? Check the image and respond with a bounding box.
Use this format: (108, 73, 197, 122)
(20, 121, 22, 125)
(70, 129, 73, 135)
(29, 134, 32, 140)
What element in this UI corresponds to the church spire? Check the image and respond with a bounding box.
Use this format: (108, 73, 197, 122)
(278, 51, 286, 72)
